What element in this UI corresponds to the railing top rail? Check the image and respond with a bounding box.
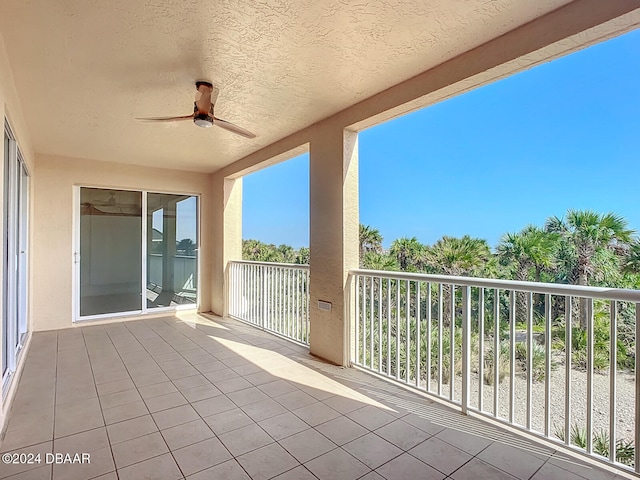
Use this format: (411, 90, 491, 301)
(349, 268, 640, 302)
(229, 259, 310, 270)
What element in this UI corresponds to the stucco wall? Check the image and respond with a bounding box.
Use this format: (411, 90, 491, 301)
(32, 154, 212, 331)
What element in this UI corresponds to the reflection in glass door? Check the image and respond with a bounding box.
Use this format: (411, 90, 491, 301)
(79, 188, 142, 317)
(146, 194, 198, 308)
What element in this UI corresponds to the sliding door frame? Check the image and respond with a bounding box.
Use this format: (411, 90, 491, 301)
(73, 186, 200, 323)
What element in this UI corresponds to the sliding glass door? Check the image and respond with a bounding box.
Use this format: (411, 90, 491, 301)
(76, 187, 198, 321)
(3, 121, 29, 395)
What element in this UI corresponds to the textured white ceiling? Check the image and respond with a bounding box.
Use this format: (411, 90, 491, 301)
(0, 0, 572, 172)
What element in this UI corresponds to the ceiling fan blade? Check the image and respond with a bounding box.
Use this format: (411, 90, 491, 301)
(136, 115, 194, 122)
(213, 117, 256, 139)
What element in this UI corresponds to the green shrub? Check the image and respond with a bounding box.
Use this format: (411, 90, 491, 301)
(554, 422, 635, 467)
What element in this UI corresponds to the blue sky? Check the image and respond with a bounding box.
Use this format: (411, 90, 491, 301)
(243, 29, 640, 250)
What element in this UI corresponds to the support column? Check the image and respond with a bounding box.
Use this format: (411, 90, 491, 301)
(211, 172, 242, 317)
(309, 127, 358, 365)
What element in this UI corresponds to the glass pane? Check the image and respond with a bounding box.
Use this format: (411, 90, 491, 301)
(2, 131, 8, 375)
(147, 193, 197, 308)
(17, 163, 28, 339)
(80, 188, 142, 316)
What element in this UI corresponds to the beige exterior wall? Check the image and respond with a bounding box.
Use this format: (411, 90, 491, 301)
(0, 33, 35, 435)
(32, 154, 213, 331)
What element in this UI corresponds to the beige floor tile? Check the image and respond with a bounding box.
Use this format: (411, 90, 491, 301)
(194, 360, 227, 374)
(272, 465, 317, 480)
(204, 408, 255, 435)
(241, 398, 288, 422)
(435, 428, 493, 456)
(547, 454, 616, 480)
(315, 416, 368, 446)
(106, 415, 158, 444)
(274, 390, 317, 410)
(400, 413, 445, 436)
(374, 419, 431, 451)
(257, 380, 298, 397)
(1, 422, 54, 452)
(53, 427, 109, 454)
(164, 365, 199, 379)
(173, 437, 233, 476)
(236, 442, 299, 480)
(343, 432, 403, 469)
(138, 381, 178, 400)
(102, 400, 149, 425)
(215, 376, 254, 394)
(98, 389, 142, 410)
(94, 369, 130, 385)
(258, 412, 309, 441)
(219, 424, 274, 456)
(186, 459, 250, 480)
(322, 395, 365, 414)
(5, 465, 52, 480)
(304, 447, 370, 480)
(531, 462, 584, 480)
(451, 458, 517, 480)
(191, 395, 236, 417)
(242, 370, 280, 386)
(144, 391, 187, 413)
(408, 436, 472, 475)
(347, 405, 396, 431)
(171, 374, 209, 390)
(477, 442, 548, 480)
(96, 378, 136, 396)
(358, 472, 386, 480)
(292, 402, 340, 427)
(117, 453, 182, 480)
(227, 386, 271, 406)
(54, 409, 104, 439)
(152, 404, 199, 430)
(0, 441, 52, 479)
(130, 372, 170, 387)
(181, 384, 222, 403)
(279, 428, 338, 463)
(161, 418, 215, 450)
(52, 446, 114, 480)
(111, 431, 168, 469)
(376, 453, 445, 480)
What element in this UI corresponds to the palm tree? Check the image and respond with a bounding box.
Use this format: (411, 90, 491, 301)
(546, 210, 635, 328)
(496, 226, 558, 321)
(390, 237, 425, 272)
(425, 235, 491, 325)
(295, 247, 310, 265)
(425, 235, 490, 277)
(362, 252, 398, 271)
(359, 224, 383, 266)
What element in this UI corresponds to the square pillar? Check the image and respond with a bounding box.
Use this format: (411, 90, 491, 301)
(211, 173, 242, 317)
(309, 128, 358, 365)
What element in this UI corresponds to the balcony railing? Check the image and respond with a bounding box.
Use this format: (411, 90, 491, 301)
(228, 260, 310, 345)
(349, 268, 640, 474)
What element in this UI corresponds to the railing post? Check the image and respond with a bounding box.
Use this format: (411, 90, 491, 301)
(461, 285, 471, 415)
(262, 265, 267, 330)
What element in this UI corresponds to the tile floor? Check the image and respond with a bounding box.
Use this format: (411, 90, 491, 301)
(0, 313, 631, 480)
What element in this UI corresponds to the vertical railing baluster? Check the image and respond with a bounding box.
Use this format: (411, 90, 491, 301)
(355, 276, 360, 364)
(544, 294, 551, 437)
(586, 297, 594, 454)
(416, 282, 421, 388)
(396, 279, 400, 381)
(526, 292, 533, 430)
(478, 288, 484, 412)
(635, 302, 640, 473)
(609, 300, 617, 463)
(363, 277, 367, 367)
(378, 277, 383, 373)
(450, 285, 455, 401)
(509, 290, 516, 424)
(371, 277, 375, 370)
(387, 278, 391, 375)
(494, 288, 500, 417)
(438, 283, 443, 397)
(565, 295, 572, 447)
(426, 283, 432, 393)
(462, 286, 471, 414)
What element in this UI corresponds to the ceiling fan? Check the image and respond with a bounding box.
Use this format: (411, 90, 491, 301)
(136, 82, 256, 139)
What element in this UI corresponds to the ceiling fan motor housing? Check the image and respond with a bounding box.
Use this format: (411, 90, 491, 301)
(193, 105, 214, 128)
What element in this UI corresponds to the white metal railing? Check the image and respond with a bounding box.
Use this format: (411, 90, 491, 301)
(228, 260, 310, 345)
(349, 268, 640, 473)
